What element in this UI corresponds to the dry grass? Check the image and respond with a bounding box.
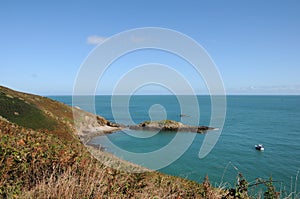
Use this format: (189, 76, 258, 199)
(0, 110, 212, 198)
(22, 159, 223, 199)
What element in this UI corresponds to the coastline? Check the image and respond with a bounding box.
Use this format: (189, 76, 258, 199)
(81, 120, 216, 173)
(81, 119, 215, 151)
(80, 125, 151, 173)
(79, 125, 123, 144)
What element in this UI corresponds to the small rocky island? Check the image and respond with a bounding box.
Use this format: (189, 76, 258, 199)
(129, 120, 215, 134)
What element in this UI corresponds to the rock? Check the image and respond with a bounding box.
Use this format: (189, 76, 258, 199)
(128, 120, 215, 134)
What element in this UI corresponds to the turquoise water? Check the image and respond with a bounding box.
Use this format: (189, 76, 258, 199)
(51, 95, 300, 191)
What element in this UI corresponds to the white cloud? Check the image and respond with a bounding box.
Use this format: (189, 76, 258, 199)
(228, 85, 300, 95)
(87, 34, 149, 45)
(87, 35, 107, 45)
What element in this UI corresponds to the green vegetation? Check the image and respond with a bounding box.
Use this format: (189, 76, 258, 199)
(0, 118, 215, 198)
(0, 92, 57, 130)
(263, 177, 280, 199)
(0, 119, 82, 197)
(0, 86, 75, 141)
(139, 120, 182, 128)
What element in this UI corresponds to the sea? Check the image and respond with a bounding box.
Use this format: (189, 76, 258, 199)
(50, 95, 300, 195)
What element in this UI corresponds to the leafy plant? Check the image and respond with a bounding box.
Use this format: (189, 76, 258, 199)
(223, 172, 249, 199)
(263, 177, 280, 199)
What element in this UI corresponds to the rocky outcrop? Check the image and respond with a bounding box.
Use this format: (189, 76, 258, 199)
(72, 109, 124, 143)
(128, 120, 215, 134)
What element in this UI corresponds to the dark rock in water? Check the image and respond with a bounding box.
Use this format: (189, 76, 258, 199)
(128, 120, 215, 134)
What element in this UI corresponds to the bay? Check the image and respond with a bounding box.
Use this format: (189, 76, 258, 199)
(50, 95, 300, 192)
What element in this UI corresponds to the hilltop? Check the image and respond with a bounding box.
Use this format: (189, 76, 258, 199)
(0, 86, 229, 198)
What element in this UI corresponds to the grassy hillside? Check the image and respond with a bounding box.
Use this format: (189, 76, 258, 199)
(0, 86, 75, 141)
(0, 86, 229, 198)
(0, 91, 57, 130)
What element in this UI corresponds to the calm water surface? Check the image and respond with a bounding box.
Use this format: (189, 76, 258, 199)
(50, 95, 300, 191)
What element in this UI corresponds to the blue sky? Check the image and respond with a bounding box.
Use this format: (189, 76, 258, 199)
(1, 0, 300, 95)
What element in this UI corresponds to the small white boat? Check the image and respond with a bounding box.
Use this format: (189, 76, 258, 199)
(255, 144, 264, 151)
